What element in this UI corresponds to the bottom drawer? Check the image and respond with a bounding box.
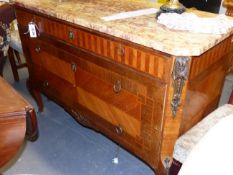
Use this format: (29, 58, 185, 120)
(71, 103, 144, 151)
(33, 67, 77, 108)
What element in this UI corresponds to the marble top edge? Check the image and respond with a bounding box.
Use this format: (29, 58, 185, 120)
(11, 0, 233, 56)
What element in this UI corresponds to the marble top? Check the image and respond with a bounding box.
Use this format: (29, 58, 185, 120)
(11, 0, 233, 56)
(0, 2, 6, 6)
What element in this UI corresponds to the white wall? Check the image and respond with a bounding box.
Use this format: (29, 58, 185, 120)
(219, 0, 226, 14)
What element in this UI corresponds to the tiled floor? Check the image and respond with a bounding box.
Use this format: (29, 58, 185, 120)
(0, 59, 155, 175)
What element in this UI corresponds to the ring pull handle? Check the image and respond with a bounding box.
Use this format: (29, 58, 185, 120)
(117, 45, 125, 57)
(35, 45, 41, 53)
(68, 31, 75, 40)
(113, 80, 122, 93)
(43, 81, 49, 88)
(115, 125, 123, 135)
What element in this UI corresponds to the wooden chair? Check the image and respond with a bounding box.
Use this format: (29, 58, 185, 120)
(0, 3, 15, 76)
(0, 3, 26, 81)
(8, 28, 27, 82)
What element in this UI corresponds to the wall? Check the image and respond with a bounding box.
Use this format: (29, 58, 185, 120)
(219, 0, 226, 14)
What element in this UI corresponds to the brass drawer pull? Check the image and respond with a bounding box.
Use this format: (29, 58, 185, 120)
(113, 80, 121, 93)
(43, 81, 49, 87)
(68, 31, 75, 40)
(117, 45, 125, 57)
(115, 125, 123, 135)
(35, 45, 41, 53)
(71, 62, 77, 72)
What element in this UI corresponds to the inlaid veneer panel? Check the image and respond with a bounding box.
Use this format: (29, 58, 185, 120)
(29, 41, 76, 85)
(76, 67, 141, 119)
(190, 36, 232, 79)
(33, 67, 77, 108)
(76, 29, 170, 80)
(35, 15, 78, 45)
(77, 87, 141, 138)
(16, 8, 171, 82)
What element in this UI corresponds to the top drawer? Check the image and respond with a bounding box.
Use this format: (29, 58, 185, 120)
(16, 9, 78, 45)
(36, 15, 78, 45)
(16, 8, 171, 81)
(28, 39, 77, 86)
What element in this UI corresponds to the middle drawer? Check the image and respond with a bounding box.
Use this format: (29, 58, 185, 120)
(29, 39, 77, 86)
(74, 58, 143, 140)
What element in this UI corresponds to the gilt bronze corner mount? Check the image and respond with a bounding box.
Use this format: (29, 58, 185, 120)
(171, 57, 190, 117)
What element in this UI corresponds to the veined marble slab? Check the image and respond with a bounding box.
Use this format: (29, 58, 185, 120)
(11, 0, 233, 56)
(0, 2, 6, 6)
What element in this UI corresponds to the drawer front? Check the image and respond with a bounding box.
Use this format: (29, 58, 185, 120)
(33, 66, 76, 107)
(16, 8, 78, 45)
(73, 58, 163, 163)
(35, 15, 78, 45)
(75, 30, 171, 80)
(16, 8, 171, 81)
(28, 39, 77, 86)
(75, 60, 144, 139)
(77, 68, 141, 138)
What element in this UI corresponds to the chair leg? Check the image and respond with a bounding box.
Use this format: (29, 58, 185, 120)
(8, 47, 19, 82)
(228, 89, 233, 105)
(14, 49, 27, 68)
(0, 55, 7, 76)
(14, 49, 22, 64)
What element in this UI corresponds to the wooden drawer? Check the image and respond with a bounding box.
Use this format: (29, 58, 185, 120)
(33, 66, 76, 107)
(72, 58, 163, 164)
(75, 29, 171, 80)
(16, 8, 171, 81)
(76, 66, 142, 139)
(35, 15, 78, 45)
(73, 56, 156, 142)
(16, 8, 78, 45)
(28, 39, 77, 86)
(74, 28, 171, 81)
